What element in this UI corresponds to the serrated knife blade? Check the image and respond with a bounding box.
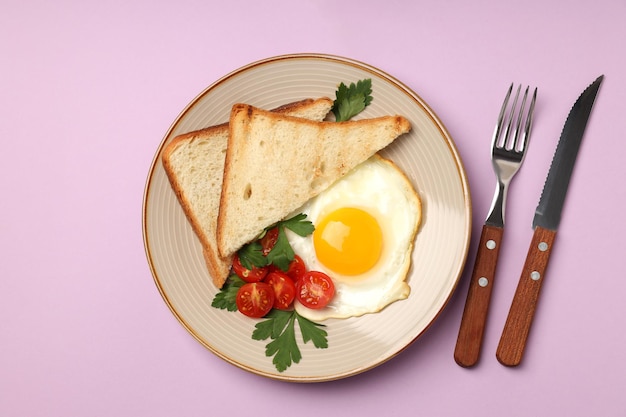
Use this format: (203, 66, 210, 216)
(533, 76, 604, 230)
(496, 75, 604, 366)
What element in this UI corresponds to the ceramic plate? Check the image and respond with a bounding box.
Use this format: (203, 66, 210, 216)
(143, 54, 471, 382)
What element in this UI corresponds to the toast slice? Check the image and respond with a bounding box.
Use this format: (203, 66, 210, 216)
(162, 97, 333, 288)
(217, 104, 412, 258)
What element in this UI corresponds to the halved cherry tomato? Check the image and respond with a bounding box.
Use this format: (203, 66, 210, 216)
(260, 227, 279, 255)
(232, 254, 269, 283)
(285, 254, 307, 281)
(296, 271, 335, 310)
(265, 271, 296, 310)
(235, 282, 275, 318)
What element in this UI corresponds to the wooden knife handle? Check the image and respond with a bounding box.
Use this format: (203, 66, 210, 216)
(454, 224, 504, 367)
(496, 226, 557, 366)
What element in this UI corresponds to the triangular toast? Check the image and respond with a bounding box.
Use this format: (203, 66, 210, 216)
(217, 103, 411, 258)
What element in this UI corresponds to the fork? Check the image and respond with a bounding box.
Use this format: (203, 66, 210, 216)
(454, 84, 537, 367)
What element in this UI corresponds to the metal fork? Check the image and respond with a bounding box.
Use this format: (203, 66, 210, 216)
(454, 84, 537, 367)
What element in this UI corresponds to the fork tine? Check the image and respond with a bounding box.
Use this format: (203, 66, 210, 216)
(519, 87, 538, 152)
(511, 86, 530, 152)
(493, 83, 513, 148)
(500, 85, 522, 149)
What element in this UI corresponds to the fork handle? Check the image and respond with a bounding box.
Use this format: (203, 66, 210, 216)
(496, 226, 556, 366)
(454, 224, 504, 367)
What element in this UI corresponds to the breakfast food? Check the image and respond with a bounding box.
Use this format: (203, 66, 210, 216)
(169, 79, 422, 373)
(288, 155, 422, 321)
(216, 103, 412, 259)
(162, 98, 334, 288)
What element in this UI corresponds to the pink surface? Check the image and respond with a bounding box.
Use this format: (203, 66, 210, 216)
(1, 0, 625, 415)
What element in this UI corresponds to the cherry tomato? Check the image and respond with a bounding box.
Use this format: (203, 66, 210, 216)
(260, 227, 279, 255)
(265, 271, 296, 310)
(235, 282, 275, 318)
(285, 255, 307, 281)
(296, 271, 335, 310)
(232, 254, 269, 283)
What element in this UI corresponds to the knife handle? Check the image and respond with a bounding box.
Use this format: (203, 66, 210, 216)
(496, 226, 557, 366)
(454, 224, 504, 367)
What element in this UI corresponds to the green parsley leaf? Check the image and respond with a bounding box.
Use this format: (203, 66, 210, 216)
(280, 213, 315, 236)
(265, 226, 295, 271)
(265, 315, 301, 372)
(296, 313, 328, 348)
(236, 214, 313, 271)
(252, 309, 328, 373)
(332, 79, 373, 122)
(237, 241, 268, 269)
(266, 214, 314, 271)
(211, 275, 245, 311)
(251, 308, 292, 340)
(250, 314, 274, 339)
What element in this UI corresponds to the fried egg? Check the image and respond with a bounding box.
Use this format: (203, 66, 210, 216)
(287, 154, 422, 321)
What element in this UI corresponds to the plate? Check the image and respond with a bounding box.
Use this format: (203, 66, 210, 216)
(142, 54, 471, 382)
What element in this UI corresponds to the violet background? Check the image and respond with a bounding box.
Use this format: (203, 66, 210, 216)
(2, 0, 625, 416)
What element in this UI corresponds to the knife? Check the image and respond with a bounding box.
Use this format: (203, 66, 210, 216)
(496, 75, 604, 366)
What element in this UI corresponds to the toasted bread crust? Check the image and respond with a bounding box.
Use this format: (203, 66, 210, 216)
(162, 124, 233, 287)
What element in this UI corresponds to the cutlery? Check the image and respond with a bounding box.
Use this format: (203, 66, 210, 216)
(496, 75, 604, 367)
(454, 84, 537, 367)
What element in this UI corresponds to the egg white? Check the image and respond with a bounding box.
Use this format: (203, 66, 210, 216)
(287, 155, 422, 321)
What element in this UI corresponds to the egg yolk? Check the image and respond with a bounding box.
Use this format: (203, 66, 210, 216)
(313, 207, 383, 276)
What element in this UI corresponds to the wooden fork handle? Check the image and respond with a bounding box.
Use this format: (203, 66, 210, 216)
(496, 226, 557, 366)
(454, 224, 504, 367)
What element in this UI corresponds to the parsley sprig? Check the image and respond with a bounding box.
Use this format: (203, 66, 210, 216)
(332, 78, 373, 122)
(237, 214, 314, 271)
(266, 214, 314, 271)
(237, 241, 265, 270)
(252, 309, 328, 372)
(210, 274, 244, 311)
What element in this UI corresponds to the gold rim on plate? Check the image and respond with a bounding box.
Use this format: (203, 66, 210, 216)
(142, 53, 472, 382)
